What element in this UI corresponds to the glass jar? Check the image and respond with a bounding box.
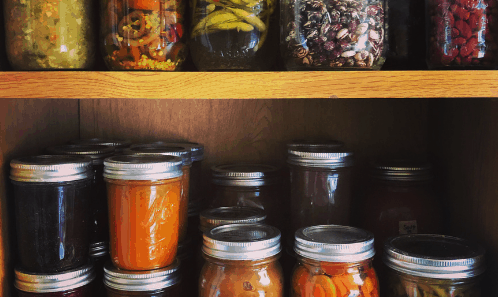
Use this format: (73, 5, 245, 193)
(281, 0, 387, 70)
(10, 155, 93, 273)
(4, 0, 95, 70)
(426, 0, 498, 68)
(199, 206, 267, 233)
(90, 242, 109, 297)
(287, 147, 354, 241)
(124, 146, 192, 242)
(104, 154, 183, 270)
(189, 0, 277, 70)
(383, 234, 485, 297)
(200, 224, 283, 297)
(104, 259, 182, 297)
(69, 139, 132, 154)
(101, 0, 187, 70)
(291, 225, 379, 297)
(46, 145, 115, 246)
(15, 263, 95, 297)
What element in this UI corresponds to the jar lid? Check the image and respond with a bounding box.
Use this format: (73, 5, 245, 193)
(188, 201, 202, 217)
(10, 155, 93, 182)
(199, 206, 267, 233)
(383, 234, 486, 279)
(287, 148, 353, 168)
(123, 146, 192, 166)
(287, 140, 345, 151)
(46, 144, 115, 165)
(371, 159, 433, 181)
(15, 263, 95, 293)
(89, 242, 108, 258)
(211, 164, 279, 186)
(203, 223, 281, 260)
(294, 225, 375, 262)
(69, 138, 132, 152)
(104, 259, 181, 291)
(131, 141, 204, 161)
(104, 155, 183, 180)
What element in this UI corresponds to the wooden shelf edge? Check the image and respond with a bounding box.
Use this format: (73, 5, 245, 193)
(1, 71, 497, 99)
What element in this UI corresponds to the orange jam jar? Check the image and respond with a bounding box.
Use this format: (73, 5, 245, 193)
(104, 155, 183, 270)
(291, 225, 379, 297)
(200, 224, 284, 297)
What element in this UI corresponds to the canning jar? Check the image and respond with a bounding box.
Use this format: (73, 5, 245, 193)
(104, 259, 182, 297)
(291, 225, 379, 297)
(426, 0, 498, 68)
(281, 0, 387, 69)
(4, 0, 95, 70)
(90, 242, 109, 297)
(10, 155, 93, 273)
(199, 206, 267, 233)
(101, 0, 187, 70)
(287, 147, 354, 240)
(104, 154, 183, 270)
(200, 224, 283, 297)
(124, 146, 192, 242)
(46, 145, 115, 246)
(383, 234, 485, 297)
(70, 138, 132, 154)
(15, 263, 95, 297)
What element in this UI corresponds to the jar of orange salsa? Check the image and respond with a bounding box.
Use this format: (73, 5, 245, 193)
(200, 224, 284, 297)
(104, 155, 183, 271)
(291, 225, 379, 297)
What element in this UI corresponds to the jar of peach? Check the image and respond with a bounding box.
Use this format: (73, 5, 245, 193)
(200, 223, 284, 297)
(291, 225, 379, 297)
(104, 154, 183, 271)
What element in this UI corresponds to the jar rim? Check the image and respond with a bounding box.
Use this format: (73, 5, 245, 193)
(10, 155, 93, 182)
(211, 163, 279, 186)
(287, 149, 353, 168)
(103, 154, 183, 180)
(130, 141, 204, 161)
(199, 206, 267, 233)
(123, 146, 193, 166)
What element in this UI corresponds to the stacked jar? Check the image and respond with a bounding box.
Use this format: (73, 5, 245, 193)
(70, 138, 132, 154)
(10, 155, 97, 296)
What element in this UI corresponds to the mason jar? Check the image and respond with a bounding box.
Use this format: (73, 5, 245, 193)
(199, 206, 267, 233)
(383, 234, 485, 297)
(200, 224, 284, 297)
(281, 0, 387, 69)
(4, 0, 95, 69)
(291, 225, 379, 297)
(70, 138, 132, 154)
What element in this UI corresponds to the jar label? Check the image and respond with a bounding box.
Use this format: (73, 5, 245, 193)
(399, 220, 417, 234)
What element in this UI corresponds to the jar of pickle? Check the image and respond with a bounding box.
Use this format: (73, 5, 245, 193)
(15, 263, 96, 297)
(10, 155, 93, 273)
(70, 138, 132, 154)
(383, 234, 485, 297)
(200, 224, 284, 297)
(4, 0, 95, 69)
(291, 225, 379, 297)
(104, 259, 182, 297)
(101, 0, 187, 70)
(104, 154, 183, 270)
(281, 0, 387, 69)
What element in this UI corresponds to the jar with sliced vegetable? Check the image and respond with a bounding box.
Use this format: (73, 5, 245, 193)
(291, 225, 379, 297)
(101, 0, 187, 70)
(383, 234, 485, 297)
(4, 0, 95, 70)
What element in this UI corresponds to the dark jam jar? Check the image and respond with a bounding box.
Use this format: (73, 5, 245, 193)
(69, 139, 132, 154)
(15, 263, 95, 297)
(90, 242, 109, 297)
(104, 259, 182, 297)
(10, 155, 93, 273)
(46, 145, 115, 245)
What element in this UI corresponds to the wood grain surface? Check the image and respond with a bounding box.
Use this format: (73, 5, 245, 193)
(1, 71, 498, 99)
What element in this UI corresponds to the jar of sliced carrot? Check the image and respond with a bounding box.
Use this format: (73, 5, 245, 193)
(291, 225, 379, 297)
(104, 154, 183, 271)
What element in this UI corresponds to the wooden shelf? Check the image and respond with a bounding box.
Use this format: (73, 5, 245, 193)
(1, 71, 497, 99)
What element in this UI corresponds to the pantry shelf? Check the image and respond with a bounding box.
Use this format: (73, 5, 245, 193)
(1, 71, 497, 99)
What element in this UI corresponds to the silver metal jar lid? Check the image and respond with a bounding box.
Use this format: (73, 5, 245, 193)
(383, 234, 486, 279)
(287, 148, 353, 168)
(199, 206, 267, 233)
(371, 159, 434, 182)
(15, 263, 95, 293)
(123, 146, 193, 166)
(287, 140, 345, 151)
(46, 144, 115, 165)
(104, 155, 183, 180)
(131, 141, 205, 161)
(203, 223, 281, 261)
(89, 242, 108, 258)
(104, 259, 181, 292)
(211, 164, 279, 187)
(69, 138, 132, 152)
(294, 225, 375, 262)
(10, 155, 93, 183)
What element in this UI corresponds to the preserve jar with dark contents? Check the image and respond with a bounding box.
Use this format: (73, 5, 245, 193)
(101, 0, 187, 70)
(383, 234, 485, 297)
(291, 225, 379, 297)
(10, 155, 93, 273)
(281, 0, 387, 69)
(200, 223, 284, 297)
(15, 263, 95, 297)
